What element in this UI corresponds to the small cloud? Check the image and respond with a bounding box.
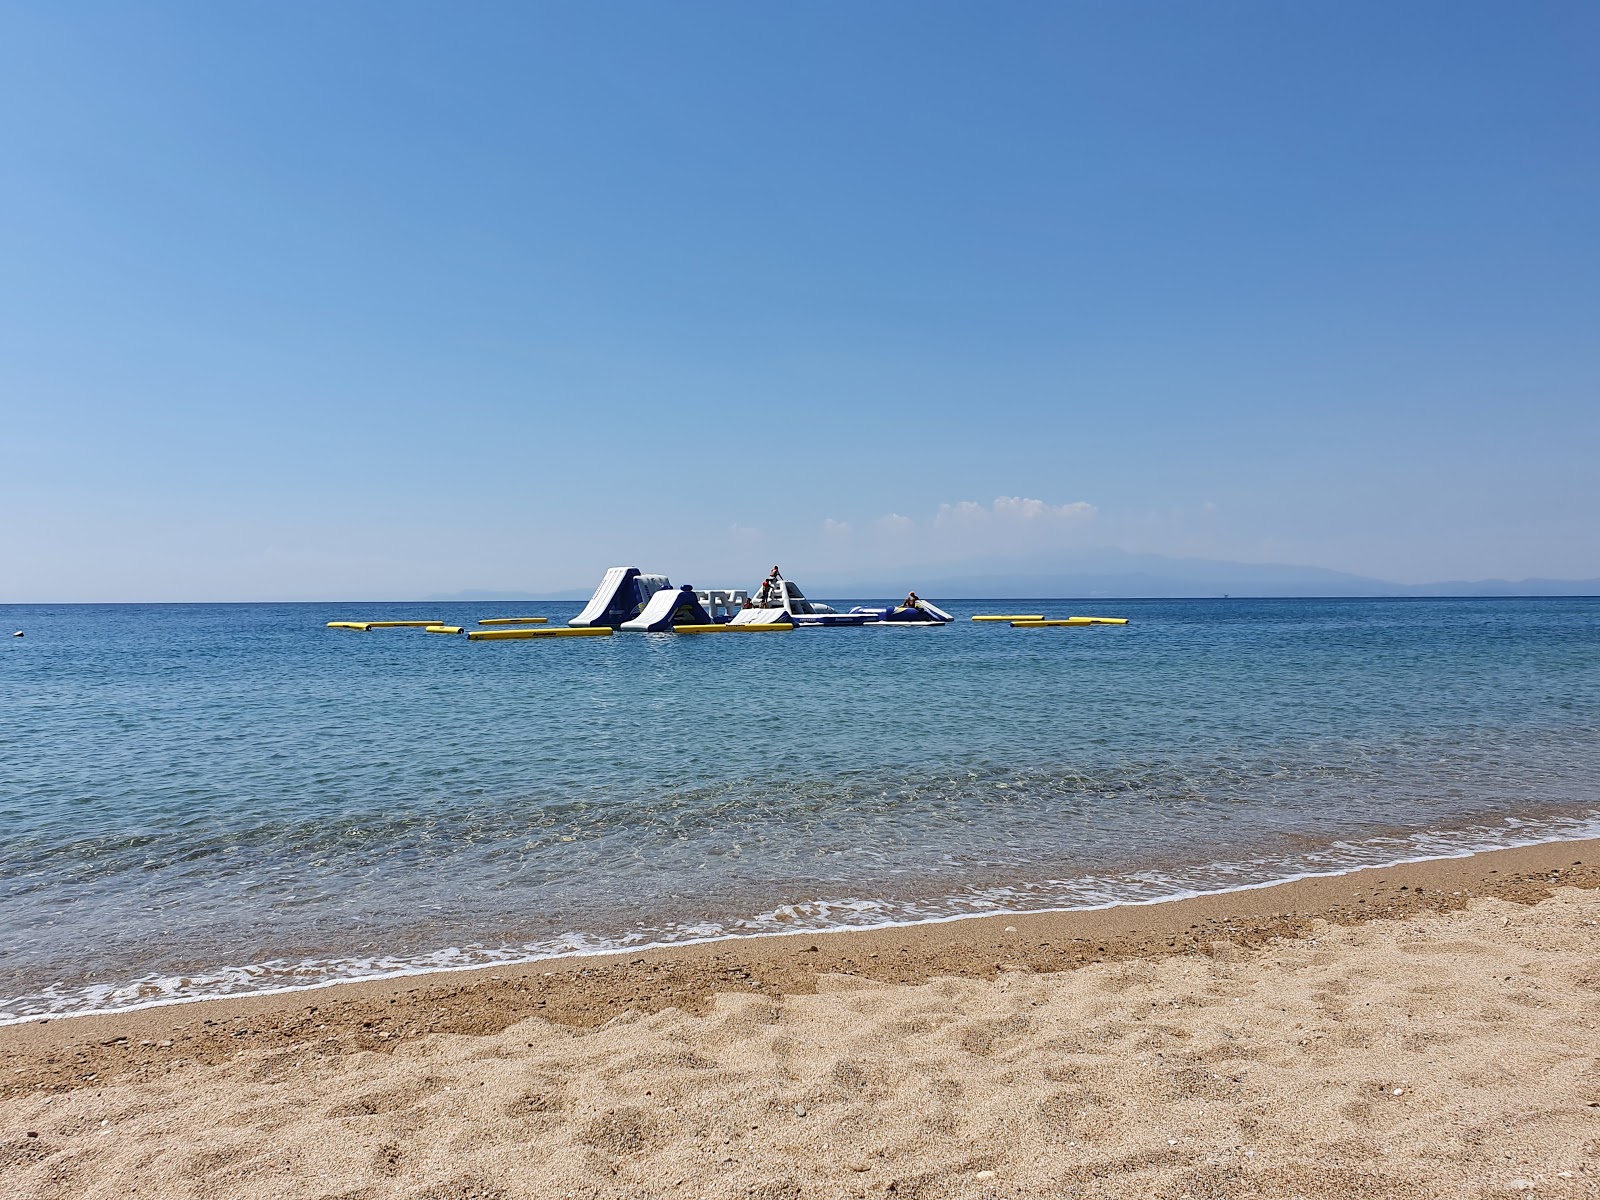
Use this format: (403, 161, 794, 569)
(932, 500, 987, 528)
(822, 518, 852, 538)
(874, 512, 915, 536)
(934, 496, 1097, 528)
(993, 496, 1096, 522)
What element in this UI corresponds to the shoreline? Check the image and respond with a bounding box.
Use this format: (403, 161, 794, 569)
(7, 835, 1599, 1198)
(4, 836, 1594, 1096)
(6, 825, 1593, 1036)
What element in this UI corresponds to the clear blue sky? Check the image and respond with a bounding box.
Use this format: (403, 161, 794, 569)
(3, 1, 1596, 600)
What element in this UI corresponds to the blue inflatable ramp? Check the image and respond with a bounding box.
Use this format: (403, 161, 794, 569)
(620, 585, 713, 632)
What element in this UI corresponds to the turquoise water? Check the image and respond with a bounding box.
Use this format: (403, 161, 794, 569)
(2, 597, 1597, 1022)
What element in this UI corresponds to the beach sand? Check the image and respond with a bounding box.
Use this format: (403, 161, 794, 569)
(4, 840, 1598, 1198)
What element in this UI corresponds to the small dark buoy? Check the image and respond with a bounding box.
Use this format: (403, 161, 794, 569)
(10, 631, 20, 638)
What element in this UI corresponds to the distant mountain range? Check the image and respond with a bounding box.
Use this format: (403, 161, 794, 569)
(808, 551, 1600, 599)
(814, 570, 1600, 600)
(424, 551, 1599, 602)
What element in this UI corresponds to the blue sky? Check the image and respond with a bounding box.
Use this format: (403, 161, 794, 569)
(2, 1, 1596, 600)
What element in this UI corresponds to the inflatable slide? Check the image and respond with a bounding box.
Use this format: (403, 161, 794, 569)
(727, 606, 796, 626)
(619, 585, 714, 632)
(568, 567, 672, 628)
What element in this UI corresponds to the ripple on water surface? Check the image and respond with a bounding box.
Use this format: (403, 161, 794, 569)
(1, 597, 1597, 1020)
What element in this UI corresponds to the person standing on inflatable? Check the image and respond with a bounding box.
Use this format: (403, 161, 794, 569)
(758, 565, 782, 605)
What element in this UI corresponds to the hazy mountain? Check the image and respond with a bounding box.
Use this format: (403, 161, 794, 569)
(806, 550, 1599, 599)
(1396, 577, 1600, 598)
(425, 551, 1598, 603)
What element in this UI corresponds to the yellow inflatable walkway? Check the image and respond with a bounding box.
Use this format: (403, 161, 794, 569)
(466, 626, 612, 641)
(1011, 616, 1130, 627)
(327, 620, 445, 631)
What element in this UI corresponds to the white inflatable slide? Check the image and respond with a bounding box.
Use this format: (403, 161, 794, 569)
(619, 586, 713, 632)
(727, 606, 795, 626)
(569, 567, 671, 628)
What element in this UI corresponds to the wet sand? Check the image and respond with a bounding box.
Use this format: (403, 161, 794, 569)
(4, 839, 1599, 1198)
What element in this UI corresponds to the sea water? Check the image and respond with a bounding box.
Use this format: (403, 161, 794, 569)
(1, 597, 1597, 1022)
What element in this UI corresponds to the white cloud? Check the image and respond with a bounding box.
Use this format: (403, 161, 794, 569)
(934, 496, 1097, 529)
(822, 518, 852, 538)
(931, 500, 985, 528)
(822, 496, 1101, 569)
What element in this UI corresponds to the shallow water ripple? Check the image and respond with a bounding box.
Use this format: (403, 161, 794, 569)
(1, 596, 1597, 1020)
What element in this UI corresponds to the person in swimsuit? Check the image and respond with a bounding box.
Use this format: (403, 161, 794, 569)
(758, 566, 782, 605)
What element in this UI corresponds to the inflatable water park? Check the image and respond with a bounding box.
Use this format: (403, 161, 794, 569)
(326, 565, 1127, 640)
(564, 565, 955, 632)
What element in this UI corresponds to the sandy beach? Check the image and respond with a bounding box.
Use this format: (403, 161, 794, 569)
(4, 839, 1598, 1199)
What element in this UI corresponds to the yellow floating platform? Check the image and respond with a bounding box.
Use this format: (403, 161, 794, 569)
(1072, 616, 1129, 625)
(476, 617, 550, 626)
(424, 625, 464, 635)
(466, 626, 613, 640)
(326, 621, 373, 631)
(673, 622, 793, 634)
(1012, 618, 1095, 627)
(363, 621, 446, 629)
(972, 614, 1044, 622)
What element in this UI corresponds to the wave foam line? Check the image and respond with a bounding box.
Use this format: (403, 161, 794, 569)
(5, 813, 1599, 1027)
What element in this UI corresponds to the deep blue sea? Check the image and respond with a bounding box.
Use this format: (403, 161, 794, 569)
(2, 597, 1597, 1022)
